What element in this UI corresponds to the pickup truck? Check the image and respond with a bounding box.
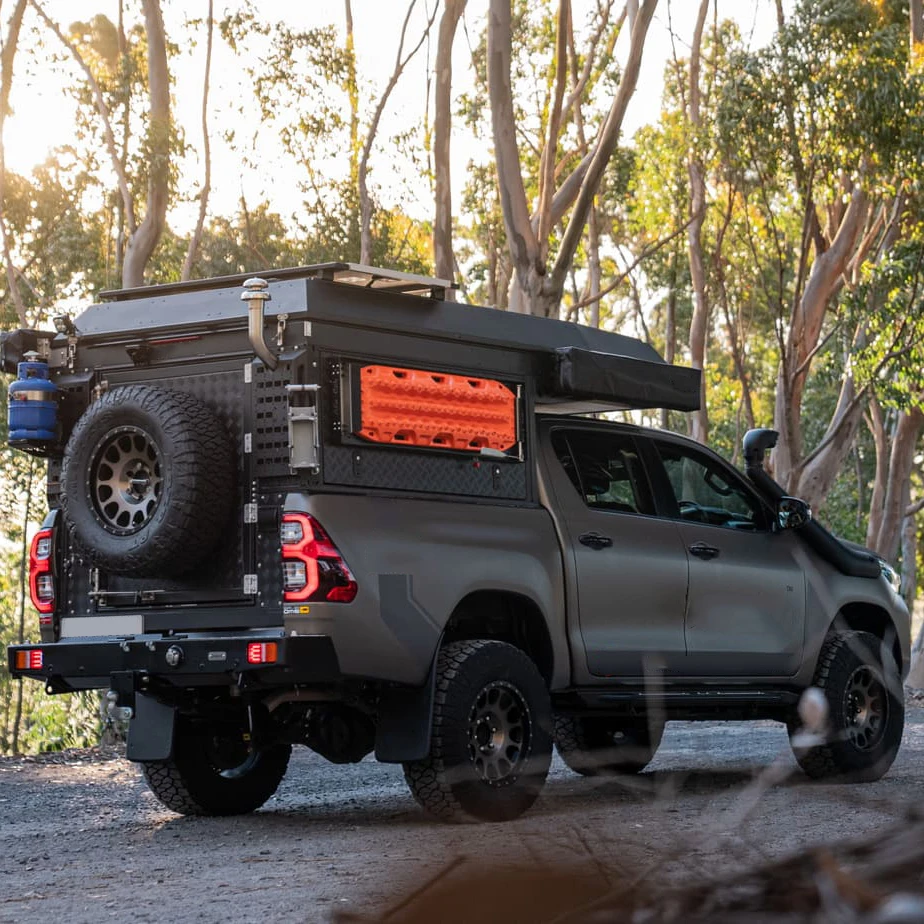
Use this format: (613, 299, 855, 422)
(6, 263, 910, 822)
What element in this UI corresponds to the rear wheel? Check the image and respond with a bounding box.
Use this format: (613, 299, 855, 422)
(554, 713, 664, 776)
(403, 640, 552, 823)
(788, 630, 903, 782)
(141, 719, 291, 816)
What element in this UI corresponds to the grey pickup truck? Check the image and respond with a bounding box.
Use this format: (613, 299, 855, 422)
(6, 264, 910, 822)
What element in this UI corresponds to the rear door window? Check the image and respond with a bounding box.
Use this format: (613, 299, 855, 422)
(551, 429, 655, 515)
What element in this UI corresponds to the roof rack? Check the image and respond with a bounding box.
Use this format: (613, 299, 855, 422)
(99, 262, 454, 303)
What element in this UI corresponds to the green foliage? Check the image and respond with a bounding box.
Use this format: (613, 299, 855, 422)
(847, 233, 924, 406)
(219, 3, 431, 274)
(0, 378, 99, 755)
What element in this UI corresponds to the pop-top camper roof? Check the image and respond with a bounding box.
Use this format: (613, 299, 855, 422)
(68, 263, 701, 414)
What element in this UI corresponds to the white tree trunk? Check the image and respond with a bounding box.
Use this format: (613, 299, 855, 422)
(433, 0, 466, 294)
(122, 0, 170, 288)
(870, 408, 924, 561)
(181, 0, 214, 281)
(771, 186, 868, 488)
(488, 0, 541, 299)
(686, 0, 710, 444)
(0, 0, 28, 325)
(912, 0, 924, 50)
(492, 0, 657, 316)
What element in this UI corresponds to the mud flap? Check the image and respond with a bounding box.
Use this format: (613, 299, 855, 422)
(126, 694, 175, 762)
(374, 662, 436, 763)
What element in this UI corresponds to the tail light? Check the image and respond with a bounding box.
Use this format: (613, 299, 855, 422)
(281, 513, 357, 603)
(247, 642, 278, 664)
(14, 649, 43, 670)
(29, 527, 55, 618)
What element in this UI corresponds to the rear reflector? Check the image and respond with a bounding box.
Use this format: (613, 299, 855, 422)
(14, 649, 43, 671)
(246, 642, 278, 664)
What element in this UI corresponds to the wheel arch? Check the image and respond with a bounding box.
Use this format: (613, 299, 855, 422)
(441, 589, 556, 687)
(375, 589, 558, 765)
(832, 602, 903, 672)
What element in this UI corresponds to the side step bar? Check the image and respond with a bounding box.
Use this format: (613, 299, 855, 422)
(555, 687, 802, 721)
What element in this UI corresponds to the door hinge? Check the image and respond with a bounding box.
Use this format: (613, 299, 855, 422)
(244, 503, 258, 524)
(243, 574, 258, 595)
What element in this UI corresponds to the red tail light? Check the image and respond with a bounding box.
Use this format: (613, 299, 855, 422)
(14, 649, 43, 670)
(29, 527, 55, 616)
(247, 642, 278, 664)
(281, 513, 357, 603)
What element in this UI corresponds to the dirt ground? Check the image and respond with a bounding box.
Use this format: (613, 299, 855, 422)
(1, 705, 922, 924)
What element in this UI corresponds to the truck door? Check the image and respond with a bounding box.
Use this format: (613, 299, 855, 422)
(543, 425, 689, 679)
(646, 437, 806, 677)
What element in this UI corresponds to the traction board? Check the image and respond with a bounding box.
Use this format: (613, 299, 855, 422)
(355, 365, 516, 452)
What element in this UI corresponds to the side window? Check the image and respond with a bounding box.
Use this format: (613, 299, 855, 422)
(654, 440, 767, 531)
(551, 430, 654, 515)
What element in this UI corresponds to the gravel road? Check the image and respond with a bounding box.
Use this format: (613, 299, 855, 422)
(2, 706, 922, 924)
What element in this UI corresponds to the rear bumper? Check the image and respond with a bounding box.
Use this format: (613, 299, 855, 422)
(8, 632, 340, 692)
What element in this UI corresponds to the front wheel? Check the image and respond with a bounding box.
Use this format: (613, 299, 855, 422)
(788, 630, 903, 782)
(141, 718, 291, 816)
(403, 640, 552, 823)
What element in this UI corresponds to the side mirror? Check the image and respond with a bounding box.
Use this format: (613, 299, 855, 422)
(777, 496, 812, 531)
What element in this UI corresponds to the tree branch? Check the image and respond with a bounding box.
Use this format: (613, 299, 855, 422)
(359, 0, 437, 263)
(121, 0, 170, 287)
(549, 0, 658, 294)
(30, 0, 137, 233)
(569, 214, 693, 311)
(488, 0, 541, 281)
(536, 0, 570, 260)
(182, 0, 214, 281)
(0, 0, 28, 324)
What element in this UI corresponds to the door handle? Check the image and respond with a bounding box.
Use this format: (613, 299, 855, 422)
(688, 542, 720, 560)
(579, 532, 613, 550)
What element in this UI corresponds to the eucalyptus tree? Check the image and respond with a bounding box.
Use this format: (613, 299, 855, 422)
(0, 0, 29, 324)
(486, 0, 658, 318)
(716, 0, 924, 511)
(30, 0, 172, 288)
(433, 0, 467, 291)
(222, 2, 434, 271)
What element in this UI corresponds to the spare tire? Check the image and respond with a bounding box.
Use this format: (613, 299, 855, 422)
(61, 385, 235, 577)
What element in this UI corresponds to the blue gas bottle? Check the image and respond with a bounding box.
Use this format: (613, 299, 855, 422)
(8, 351, 58, 446)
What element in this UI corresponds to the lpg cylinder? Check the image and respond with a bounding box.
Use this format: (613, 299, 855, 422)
(8, 351, 58, 446)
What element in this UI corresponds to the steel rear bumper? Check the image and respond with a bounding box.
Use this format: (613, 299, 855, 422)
(7, 633, 340, 692)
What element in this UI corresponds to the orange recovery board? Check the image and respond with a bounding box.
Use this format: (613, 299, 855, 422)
(355, 365, 517, 452)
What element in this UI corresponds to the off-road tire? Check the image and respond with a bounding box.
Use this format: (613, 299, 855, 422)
(61, 385, 234, 576)
(554, 713, 664, 776)
(788, 630, 903, 782)
(403, 640, 552, 823)
(141, 721, 291, 816)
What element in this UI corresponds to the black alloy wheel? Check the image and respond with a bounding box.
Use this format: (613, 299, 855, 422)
(468, 680, 531, 785)
(89, 425, 163, 534)
(403, 639, 553, 823)
(788, 630, 903, 782)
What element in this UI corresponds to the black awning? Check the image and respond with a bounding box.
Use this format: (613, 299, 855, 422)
(549, 347, 701, 412)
